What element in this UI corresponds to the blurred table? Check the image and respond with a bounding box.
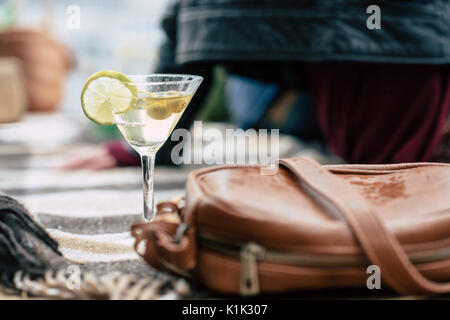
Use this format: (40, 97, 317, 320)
(0, 112, 194, 299)
(0, 112, 424, 300)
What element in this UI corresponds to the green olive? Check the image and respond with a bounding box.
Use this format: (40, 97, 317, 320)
(167, 96, 191, 113)
(166, 90, 180, 96)
(146, 102, 172, 120)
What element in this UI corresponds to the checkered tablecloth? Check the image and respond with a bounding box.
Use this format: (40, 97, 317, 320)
(3, 112, 394, 300)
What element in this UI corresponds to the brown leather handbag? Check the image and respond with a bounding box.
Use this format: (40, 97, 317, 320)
(131, 157, 450, 296)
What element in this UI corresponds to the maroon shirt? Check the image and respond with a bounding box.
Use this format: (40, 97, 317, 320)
(306, 63, 450, 163)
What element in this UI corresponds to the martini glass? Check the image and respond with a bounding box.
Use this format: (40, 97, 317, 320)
(111, 74, 203, 221)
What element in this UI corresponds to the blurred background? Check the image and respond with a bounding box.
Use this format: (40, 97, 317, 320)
(3, 0, 166, 113)
(0, 0, 170, 146)
(0, 0, 448, 172)
(0, 0, 331, 172)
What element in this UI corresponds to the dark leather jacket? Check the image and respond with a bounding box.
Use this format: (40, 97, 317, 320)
(157, 0, 450, 68)
(154, 0, 450, 165)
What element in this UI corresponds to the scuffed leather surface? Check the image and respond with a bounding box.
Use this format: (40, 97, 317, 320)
(136, 158, 450, 294)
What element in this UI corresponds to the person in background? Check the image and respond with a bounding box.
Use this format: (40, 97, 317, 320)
(63, 0, 450, 169)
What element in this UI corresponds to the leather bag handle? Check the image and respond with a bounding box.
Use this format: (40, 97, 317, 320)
(131, 202, 197, 276)
(279, 157, 450, 295)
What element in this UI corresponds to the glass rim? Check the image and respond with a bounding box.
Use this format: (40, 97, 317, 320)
(123, 73, 204, 86)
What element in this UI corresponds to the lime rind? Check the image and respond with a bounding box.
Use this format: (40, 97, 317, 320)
(81, 70, 137, 125)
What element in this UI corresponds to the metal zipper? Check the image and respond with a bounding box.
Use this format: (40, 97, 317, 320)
(198, 232, 450, 294)
(240, 242, 265, 296)
(197, 233, 368, 268)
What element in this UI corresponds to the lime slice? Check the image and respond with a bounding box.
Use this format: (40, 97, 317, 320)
(81, 70, 137, 125)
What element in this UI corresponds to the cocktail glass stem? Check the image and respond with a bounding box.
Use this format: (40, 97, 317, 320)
(141, 153, 156, 221)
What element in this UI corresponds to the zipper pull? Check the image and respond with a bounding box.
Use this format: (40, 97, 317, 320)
(240, 242, 265, 296)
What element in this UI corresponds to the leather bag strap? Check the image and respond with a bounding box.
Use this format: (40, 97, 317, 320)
(279, 157, 450, 295)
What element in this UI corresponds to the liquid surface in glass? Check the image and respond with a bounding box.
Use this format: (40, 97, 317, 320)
(114, 91, 192, 154)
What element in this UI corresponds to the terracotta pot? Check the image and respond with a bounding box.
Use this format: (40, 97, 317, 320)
(0, 28, 73, 111)
(0, 57, 26, 123)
